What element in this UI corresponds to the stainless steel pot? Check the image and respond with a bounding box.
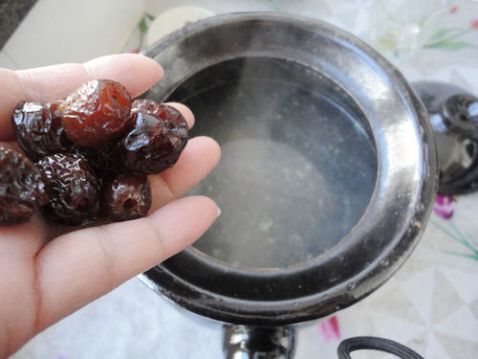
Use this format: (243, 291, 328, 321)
(139, 12, 437, 358)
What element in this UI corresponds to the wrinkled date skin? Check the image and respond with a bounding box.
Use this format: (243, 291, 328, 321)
(123, 104, 189, 174)
(101, 174, 152, 221)
(79, 139, 125, 175)
(131, 98, 160, 115)
(0, 147, 48, 224)
(59, 79, 133, 148)
(4, 81, 189, 226)
(12, 101, 73, 161)
(37, 154, 100, 225)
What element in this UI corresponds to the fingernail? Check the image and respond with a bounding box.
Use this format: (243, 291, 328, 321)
(216, 206, 222, 218)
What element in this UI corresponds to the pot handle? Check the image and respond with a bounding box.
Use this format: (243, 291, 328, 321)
(222, 325, 296, 358)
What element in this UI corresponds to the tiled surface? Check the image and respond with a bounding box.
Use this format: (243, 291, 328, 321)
(334, 200, 478, 359)
(13, 198, 478, 358)
(10, 0, 478, 358)
(3, 0, 146, 69)
(14, 279, 224, 359)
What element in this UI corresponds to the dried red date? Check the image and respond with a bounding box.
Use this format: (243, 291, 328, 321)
(123, 104, 188, 174)
(0, 147, 48, 224)
(6, 78, 190, 226)
(131, 98, 160, 115)
(58, 79, 133, 148)
(101, 174, 151, 221)
(37, 154, 99, 225)
(12, 101, 72, 161)
(79, 140, 125, 175)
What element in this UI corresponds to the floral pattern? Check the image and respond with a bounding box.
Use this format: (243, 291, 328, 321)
(423, 5, 478, 50)
(318, 316, 340, 341)
(433, 195, 456, 219)
(431, 195, 478, 261)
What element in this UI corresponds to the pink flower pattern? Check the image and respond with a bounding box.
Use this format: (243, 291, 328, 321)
(319, 316, 340, 341)
(471, 18, 478, 30)
(433, 195, 456, 220)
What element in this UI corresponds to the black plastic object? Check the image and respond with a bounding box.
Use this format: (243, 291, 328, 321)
(337, 336, 424, 359)
(442, 94, 478, 140)
(413, 81, 478, 195)
(223, 325, 295, 359)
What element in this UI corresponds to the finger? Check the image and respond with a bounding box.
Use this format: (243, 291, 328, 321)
(84, 54, 163, 98)
(149, 136, 221, 211)
(165, 102, 195, 129)
(34, 196, 218, 330)
(0, 54, 164, 140)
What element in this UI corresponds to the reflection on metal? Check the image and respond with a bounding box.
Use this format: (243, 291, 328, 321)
(140, 12, 438, 358)
(414, 81, 478, 195)
(223, 325, 295, 359)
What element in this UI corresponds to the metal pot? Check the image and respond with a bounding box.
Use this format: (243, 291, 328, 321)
(413, 81, 478, 195)
(139, 12, 437, 358)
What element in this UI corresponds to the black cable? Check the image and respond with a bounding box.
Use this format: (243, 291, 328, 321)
(337, 336, 424, 359)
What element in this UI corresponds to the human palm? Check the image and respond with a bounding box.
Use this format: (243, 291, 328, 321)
(0, 54, 220, 357)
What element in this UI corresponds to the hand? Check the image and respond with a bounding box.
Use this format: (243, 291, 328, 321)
(0, 54, 221, 357)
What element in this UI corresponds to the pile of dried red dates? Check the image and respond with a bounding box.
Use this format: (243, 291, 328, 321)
(0, 79, 188, 226)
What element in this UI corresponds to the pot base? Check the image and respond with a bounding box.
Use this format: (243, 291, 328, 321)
(168, 57, 377, 269)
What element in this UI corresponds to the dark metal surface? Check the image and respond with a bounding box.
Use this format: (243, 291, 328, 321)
(413, 81, 478, 195)
(337, 337, 424, 359)
(140, 13, 437, 325)
(223, 325, 295, 359)
(442, 94, 478, 140)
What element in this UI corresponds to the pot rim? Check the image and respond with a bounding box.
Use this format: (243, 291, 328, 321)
(140, 12, 437, 325)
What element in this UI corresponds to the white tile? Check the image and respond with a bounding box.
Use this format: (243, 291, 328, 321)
(4, 0, 146, 69)
(435, 306, 478, 342)
(0, 51, 18, 69)
(440, 267, 478, 303)
(14, 279, 223, 359)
